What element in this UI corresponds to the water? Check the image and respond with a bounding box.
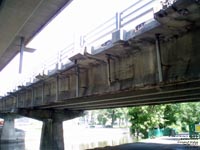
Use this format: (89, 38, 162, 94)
(0, 122, 134, 150)
(0, 143, 25, 150)
(64, 127, 134, 150)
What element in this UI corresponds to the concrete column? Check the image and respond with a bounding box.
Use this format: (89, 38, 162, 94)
(40, 119, 64, 150)
(155, 34, 163, 82)
(17, 109, 84, 150)
(0, 115, 16, 143)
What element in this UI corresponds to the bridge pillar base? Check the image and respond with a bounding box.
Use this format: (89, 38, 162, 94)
(40, 110, 83, 150)
(0, 114, 16, 143)
(17, 109, 84, 150)
(40, 119, 64, 150)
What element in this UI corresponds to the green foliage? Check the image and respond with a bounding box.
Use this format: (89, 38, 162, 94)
(162, 103, 200, 131)
(86, 102, 200, 139)
(128, 105, 166, 139)
(163, 104, 178, 126)
(95, 108, 129, 127)
(128, 102, 200, 139)
(96, 109, 108, 125)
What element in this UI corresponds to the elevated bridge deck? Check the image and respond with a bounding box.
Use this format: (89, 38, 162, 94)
(0, 0, 200, 112)
(1, 1, 200, 149)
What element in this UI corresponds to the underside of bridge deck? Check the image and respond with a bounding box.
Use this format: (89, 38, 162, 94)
(0, 0, 73, 70)
(0, 0, 200, 112)
(38, 79, 200, 110)
(0, 0, 200, 149)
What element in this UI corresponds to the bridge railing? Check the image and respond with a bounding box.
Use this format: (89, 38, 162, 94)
(83, 14, 118, 51)
(59, 43, 75, 68)
(43, 52, 59, 75)
(0, 0, 163, 97)
(120, 0, 157, 31)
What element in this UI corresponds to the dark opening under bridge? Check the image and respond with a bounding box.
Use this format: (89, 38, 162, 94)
(0, 0, 200, 150)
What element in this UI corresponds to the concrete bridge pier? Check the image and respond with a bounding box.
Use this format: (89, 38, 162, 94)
(18, 109, 84, 150)
(0, 114, 16, 143)
(40, 119, 64, 150)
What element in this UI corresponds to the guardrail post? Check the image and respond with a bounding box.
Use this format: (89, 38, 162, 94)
(116, 12, 120, 30)
(119, 12, 123, 28)
(43, 64, 46, 76)
(57, 51, 60, 70)
(80, 35, 85, 48)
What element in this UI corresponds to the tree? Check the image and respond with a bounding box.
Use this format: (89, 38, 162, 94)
(107, 108, 125, 127)
(95, 108, 129, 127)
(128, 102, 200, 139)
(163, 104, 179, 127)
(116, 108, 129, 127)
(128, 105, 166, 139)
(163, 103, 200, 131)
(175, 103, 200, 131)
(96, 109, 109, 125)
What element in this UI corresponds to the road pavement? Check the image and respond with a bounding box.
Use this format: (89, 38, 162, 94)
(88, 137, 200, 150)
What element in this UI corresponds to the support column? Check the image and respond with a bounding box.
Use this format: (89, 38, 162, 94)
(0, 115, 16, 143)
(18, 109, 84, 150)
(40, 119, 64, 150)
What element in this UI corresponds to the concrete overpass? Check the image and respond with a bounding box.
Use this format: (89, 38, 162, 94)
(0, 0, 200, 149)
(0, 0, 72, 71)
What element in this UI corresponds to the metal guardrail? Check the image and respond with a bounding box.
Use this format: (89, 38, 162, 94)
(0, 0, 161, 96)
(59, 43, 74, 68)
(60, 43, 74, 62)
(43, 53, 59, 73)
(120, 0, 155, 28)
(83, 14, 118, 48)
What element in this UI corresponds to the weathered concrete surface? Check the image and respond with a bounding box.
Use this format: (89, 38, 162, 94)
(1, 27, 200, 111)
(0, 0, 200, 111)
(160, 29, 200, 81)
(1, 29, 200, 111)
(0, 1, 199, 150)
(40, 119, 64, 150)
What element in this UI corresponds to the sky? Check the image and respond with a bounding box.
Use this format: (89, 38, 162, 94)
(27, 0, 134, 52)
(0, 0, 161, 95)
